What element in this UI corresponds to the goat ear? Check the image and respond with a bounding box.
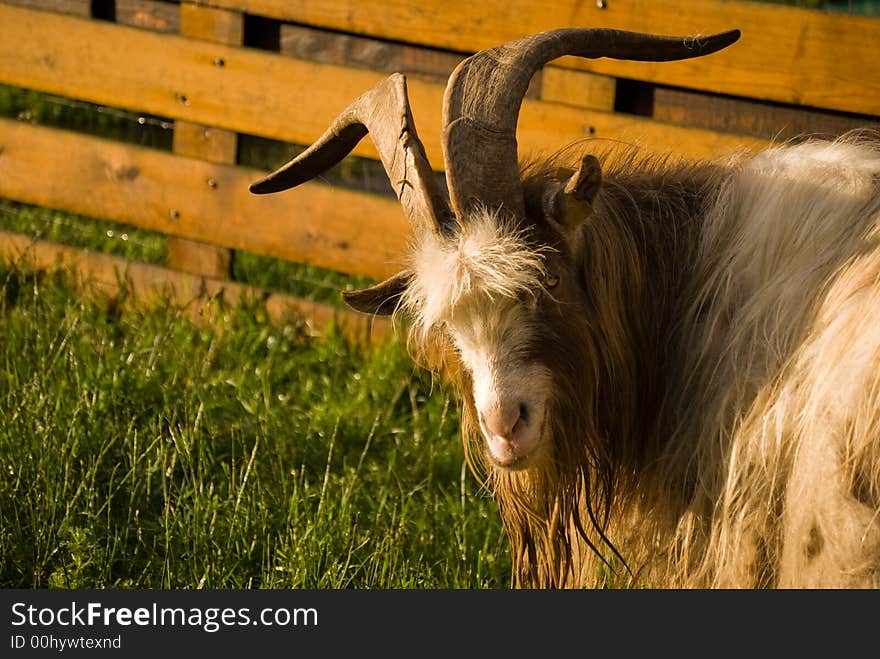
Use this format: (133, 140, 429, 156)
(553, 154, 602, 230)
(342, 270, 411, 316)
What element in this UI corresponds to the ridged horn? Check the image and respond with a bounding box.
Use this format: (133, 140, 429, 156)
(250, 73, 454, 240)
(441, 28, 741, 220)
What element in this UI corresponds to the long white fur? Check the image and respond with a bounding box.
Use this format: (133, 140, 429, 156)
(657, 137, 880, 586)
(402, 208, 548, 336)
(403, 135, 880, 587)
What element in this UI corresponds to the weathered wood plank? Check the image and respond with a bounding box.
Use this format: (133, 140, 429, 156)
(180, 0, 242, 43)
(653, 87, 880, 143)
(280, 23, 464, 86)
(2, 0, 88, 17)
(171, 121, 238, 164)
(169, 115, 236, 276)
(197, 0, 880, 116)
(541, 68, 616, 112)
(166, 234, 231, 278)
(280, 23, 543, 98)
(0, 4, 768, 169)
(115, 0, 180, 33)
(0, 118, 410, 281)
(0, 230, 391, 343)
(167, 2, 242, 279)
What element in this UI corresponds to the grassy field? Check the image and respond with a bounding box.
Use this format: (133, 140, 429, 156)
(0, 259, 510, 589)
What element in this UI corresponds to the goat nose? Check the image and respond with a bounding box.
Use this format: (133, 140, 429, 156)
(482, 403, 527, 442)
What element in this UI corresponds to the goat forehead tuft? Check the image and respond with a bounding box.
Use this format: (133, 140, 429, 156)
(402, 207, 551, 332)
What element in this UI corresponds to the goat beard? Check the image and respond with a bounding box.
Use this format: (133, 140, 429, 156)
(460, 377, 628, 588)
(409, 323, 632, 587)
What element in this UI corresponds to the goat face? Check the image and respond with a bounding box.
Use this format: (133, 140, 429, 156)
(400, 158, 602, 469)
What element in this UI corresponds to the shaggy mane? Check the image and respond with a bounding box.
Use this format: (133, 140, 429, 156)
(401, 208, 550, 341)
(399, 136, 880, 588)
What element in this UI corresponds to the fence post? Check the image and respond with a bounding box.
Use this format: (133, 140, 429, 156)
(167, 2, 243, 279)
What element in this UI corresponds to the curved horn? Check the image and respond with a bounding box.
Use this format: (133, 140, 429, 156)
(442, 28, 741, 220)
(250, 73, 454, 239)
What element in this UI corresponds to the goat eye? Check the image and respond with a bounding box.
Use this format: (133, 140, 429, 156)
(544, 273, 560, 289)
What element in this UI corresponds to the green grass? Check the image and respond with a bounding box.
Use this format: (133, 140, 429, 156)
(231, 249, 379, 306)
(0, 199, 168, 264)
(0, 260, 510, 589)
(0, 83, 173, 150)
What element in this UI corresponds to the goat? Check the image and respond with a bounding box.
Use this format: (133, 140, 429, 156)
(250, 29, 880, 588)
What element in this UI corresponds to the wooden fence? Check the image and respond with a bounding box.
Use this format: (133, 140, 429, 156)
(0, 0, 878, 342)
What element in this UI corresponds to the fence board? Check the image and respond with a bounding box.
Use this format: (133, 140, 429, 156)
(180, 0, 241, 43)
(3, 0, 88, 16)
(116, 0, 180, 33)
(0, 4, 767, 170)
(198, 0, 880, 117)
(280, 23, 463, 87)
(0, 118, 410, 280)
(0, 230, 391, 343)
(167, 2, 243, 279)
(540, 68, 616, 112)
(652, 87, 880, 143)
(170, 121, 238, 165)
